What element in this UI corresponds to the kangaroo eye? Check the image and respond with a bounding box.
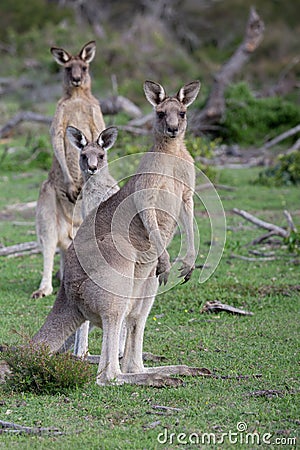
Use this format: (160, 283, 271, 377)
(157, 111, 165, 119)
(179, 111, 186, 118)
(99, 154, 104, 160)
(82, 66, 87, 72)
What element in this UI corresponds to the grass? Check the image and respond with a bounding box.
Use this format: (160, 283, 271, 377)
(0, 166, 299, 449)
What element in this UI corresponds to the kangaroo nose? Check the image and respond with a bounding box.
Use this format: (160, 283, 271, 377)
(87, 165, 98, 175)
(167, 127, 179, 137)
(72, 77, 81, 85)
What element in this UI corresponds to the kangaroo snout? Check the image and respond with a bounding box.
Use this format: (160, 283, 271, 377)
(72, 77, 81, 86)
(167, 126, 179, 138)
(87, 166, 98, 175)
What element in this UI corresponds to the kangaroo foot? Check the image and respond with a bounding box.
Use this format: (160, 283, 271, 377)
(142, 352, 167, 363)
(144, 365, 212, 377)
(31, 286, 53, 299)
(96, 372, 184, 387)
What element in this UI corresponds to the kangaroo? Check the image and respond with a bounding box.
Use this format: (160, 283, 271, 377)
(32, 40, 105, 299)
(66, 125, 120, 358)
(32, 80, 208, 386)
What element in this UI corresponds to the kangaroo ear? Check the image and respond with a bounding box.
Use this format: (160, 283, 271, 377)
(98, 127, 118, 151)
(176, 81, 201, 107)
(143, 81, 167, 106)
(51, 47, 71, 65)
(66, 126, 88, 152)
(79, 41, 96, 63)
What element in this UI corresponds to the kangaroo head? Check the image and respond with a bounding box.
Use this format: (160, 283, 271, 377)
(143, 80, 200, 138)
(51, 41, 96, 89)
(66, 126, 118, 177)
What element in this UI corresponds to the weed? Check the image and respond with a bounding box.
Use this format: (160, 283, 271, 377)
(3, 343, 93, 394)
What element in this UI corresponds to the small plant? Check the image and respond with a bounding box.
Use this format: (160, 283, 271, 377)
(3, 343, 93, 394)
(284, 229, 300, 254)
(186, 135, 218, 181)
(255, 151, 300, 186)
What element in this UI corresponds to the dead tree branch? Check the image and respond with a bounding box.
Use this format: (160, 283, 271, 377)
(100, 95, 142, 118)
(0, 112, 52, 138)
(190, 7, 265, 134)
(261, 124, 300, 150)
(201, 300, 253, 316)
(0, 241, 39, 257)
(0, 96, 142, 138)
(232, 208, 289, 238)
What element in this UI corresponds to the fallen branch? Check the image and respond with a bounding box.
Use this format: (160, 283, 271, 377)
(0, 241, 39, 257)
(283, 210, 298, 233)
(232, 208, 289, 238)
(5, 200, 37, 212)
(201, 300, 253, 316)
(0, 96, 142, 138)
(151, 405, 182, 412)
(286, 137, 300, 155)
(247, 389, 284, 398)
(0, 112, 52, 138)
(0, 420, 64, 435)
(230, 253, 277, 262)
(261, 123, 300, 150)
(100, 95, 142, 118)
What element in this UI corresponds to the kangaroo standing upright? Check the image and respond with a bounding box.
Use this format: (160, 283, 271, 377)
(32, 80, 207, 386)
(66, 125, 120, 358)
(32, 41, 105, 299)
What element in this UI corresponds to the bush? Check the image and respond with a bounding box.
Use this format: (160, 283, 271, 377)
(255, 151, 300, 186)
(3, 343, 93, 394)
(221, 82, 300, 146)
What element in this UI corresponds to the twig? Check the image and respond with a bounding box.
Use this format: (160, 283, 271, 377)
(230, 253, 277, 262)
(248, 230, 277, 246)
(247, 389, 284, 398)
(248, 250, 275, 257)
(152, 405, 182, 412)
(0, 420, 64, 435)
(201, 300, 253, 316)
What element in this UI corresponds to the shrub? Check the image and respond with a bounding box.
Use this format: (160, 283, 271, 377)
(221, 82, 300, 146)
(3, 343, 93, 394)
(255, 151, 300, 186)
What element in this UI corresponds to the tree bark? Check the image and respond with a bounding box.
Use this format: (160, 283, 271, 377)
(190, 7, 265, 134)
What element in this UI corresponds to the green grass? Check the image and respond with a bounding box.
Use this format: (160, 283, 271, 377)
(0, 167, 299, 449)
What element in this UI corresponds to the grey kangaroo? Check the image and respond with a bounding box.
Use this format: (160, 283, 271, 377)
(66, 125, 120, 358)
(32, 41, 105, 299)
(32, 80, 207, 386)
